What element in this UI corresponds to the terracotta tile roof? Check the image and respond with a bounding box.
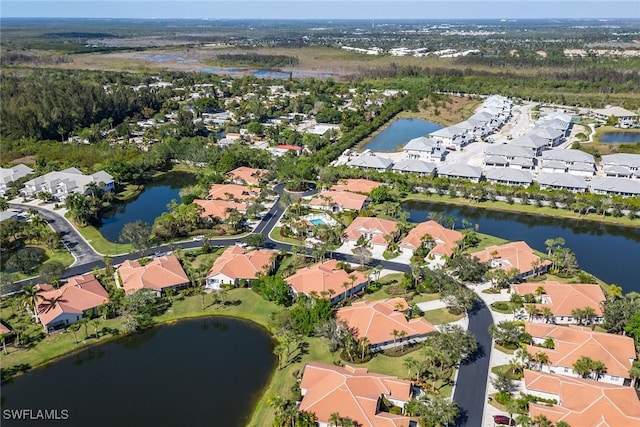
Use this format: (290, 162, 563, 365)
(207, 183, 260, 201)
(344, 217, 399, 246)
(277, 144, 302, 152)
(524, 370, 640, 427)
(194, 199, 248, 220)
(285, 259, 368, 299)
(400, 220, 463, 256)
(299, 362, 412, 427)
(207, 246, 278, 281)
(336, 298, 437, 346)
(226, 166, 267, 185)
(118, 255, 190, 294)
(331, 179, 382, 194)
(471, 241, 552, 275)
(0, 322, 11, 335)
(35, 274, 109, 327)
(309, 190, 369, 211)
(525, 324, 636, 378)
(512, 282, 606, 317)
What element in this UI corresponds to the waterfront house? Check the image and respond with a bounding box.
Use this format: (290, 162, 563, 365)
(391, 158, 437, 176)
(591, 106, 638, 128)
(471, 241, 552, 280)
(429, 126, 473, 151)
(590, 177, 640, 197)
(21, 167, 114, 201)
(205, 246, 278, 290)
(484, 145, 535, 170)
(537, 173, 588, 193)
(402, 136, 447, 162)
(540, 150, 595, 177)
(207, 183, 261, 201)
(36, 274, 108, 333)
(343, 217, 399, 248)
(336, 298, 437, 351)
(193, 199, 248, 221)
(347, 152, 394, 172)
(512, 282, 606, 324)
(601, 153, 640, 179)
(299, 362, 413, 427)
(117, 254, 190, 296)
(330, 178, 382, 194)
(525, 323, 637, 386)
(436, 163, 483, 183)
(400, 220, 463, 263)
(308, 190, 369, 212)
(285, 259, 368, 303)
(523, 370, 640, 426)
(484, 168, 533, 186)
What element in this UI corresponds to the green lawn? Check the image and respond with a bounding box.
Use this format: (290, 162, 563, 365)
(188, 249, 225, 272)
(66, 216, 132, 255)
(465, 232, 509, 253)
(3, 246, 75, 281)
(423, 308, 464, 325)
(269, 226, 303, 246)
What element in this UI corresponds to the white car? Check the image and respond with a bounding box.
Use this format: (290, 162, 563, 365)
(192, 235, 206, 241)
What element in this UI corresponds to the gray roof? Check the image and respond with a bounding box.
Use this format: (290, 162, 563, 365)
(538, 118, 571, 131)
(484, 155, 509, 165)
(391, 159, 436, 174)
(601, 153, 640, 169)
(567, 163, 595, 172)
(404, 136, 440, 152)
(509, 157, 535, 167)
(537, 173, 587, 189)
(437, 164, 483, 179)
(541, 149, 594, 164)
(91, 171, 115, 184)
(455, 120, 476, 131)
(348, 154, 393, 170)
(429, 126, 466, 139)
(485, 168, 533, 184)
(0, 164, 34, 185)
(511, 134, 548, 150)
(590, 177, 640, 195)
(468, 111, 495, 125)
(486, 144, 534, 159)
(541, 161, 568, 170)
(603, 165, 633, 176)
(531, 127, 563, 140)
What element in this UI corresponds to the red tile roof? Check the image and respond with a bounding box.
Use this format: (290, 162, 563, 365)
(207, 246, 278, 281)
(299, 362, 412, 427)
(524, 370, 640, 427)
(336, 298, 437, 346)
(331, 179, 382, 194)
(207, 183, 260, 201)
(194, 199, 248, 220)
(344, 217, 399, 246)
(471, 241, 551, 275)
(512, 282, 606, 317)
(118, 255, 190, 294)
(35, 274, 109, 327)
(226, 166, 267, 186)
(285, 259, 368, 299)
(309, 190, 369, 211)
(400, 220, 463, 257)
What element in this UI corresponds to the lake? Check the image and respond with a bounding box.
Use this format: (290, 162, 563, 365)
(402, 200, 640, 292)
(1, 317, 276, 427)
(600, 131, 640, 144)
(99, 171, 197, 243)
(362, 118, 443, 152)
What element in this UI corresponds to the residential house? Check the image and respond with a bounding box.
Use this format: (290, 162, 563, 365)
(484, 145, 535, 170)
(21, 167, 114, 201)
(429, 126, 473, 151)
(330, 178, 382, 194)
(308, 190, 369, 213)
(347, 152, 394, 172)
(510, 134, 548, 156)
(591, 106, 638, 128)
(530, 127, 564, 147)
(193, 199, 248, 221)
(205, 246, 278, 290)
(0, 164, 33, 196)
(436, 164, 483, 183)
(471, 241, 552, 280)
(540, 150, 596, 177)
(226, 166, 268, 186)
(400, 220, 463, 263)
(537, 111, 574, 137)
(524, 370, 640, 426)
(299, 362, 413, 427)
(344, 217, 399, 248)
(537, 173, 588, 193)
(35, 274, 109, 332)
(207, 183, 261, 201)
(336, 298, 437, 351)
(391, 158, 437, 176)
(273, 144, 303, 156)
(525, 323, 637, 386)
(590, 177, 640, 197)
(285, 259, 368, 303)
(402, 136, 447, 162)
(512, 282, 606, 324)
(117, 254, 190, 295)
(601, 153, 640, 179)
(484, 168, 533, 186)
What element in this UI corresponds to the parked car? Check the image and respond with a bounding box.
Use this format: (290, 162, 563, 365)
(493, 415, 516, 426)
(193, 235, 206, 241)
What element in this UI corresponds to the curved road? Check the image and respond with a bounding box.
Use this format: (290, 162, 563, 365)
(5, 185, 493, 426)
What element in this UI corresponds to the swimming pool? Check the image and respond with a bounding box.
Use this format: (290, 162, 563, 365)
(309, 218, 326, 226)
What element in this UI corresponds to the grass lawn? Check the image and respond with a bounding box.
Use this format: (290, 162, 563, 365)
(115, 183, 144, 201)
(187, 249, 225, 272)
(423, 308, 464, 325)
(3, 246, 76, 281)
(66, 215, 132, 255)
(378, 273, 404, 284)
(404, 193, 640, 228)
(409, 293, 441, 304)
(466, 232, 509, 253)
(269, 226, 303, 246)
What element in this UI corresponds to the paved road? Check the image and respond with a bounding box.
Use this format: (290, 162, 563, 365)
(453, 301, 494, 427)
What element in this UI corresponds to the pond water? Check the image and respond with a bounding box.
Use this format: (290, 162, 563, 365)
(98, 171, 197, 243)
(600, 131, 640, 144)
(362, 118, 443, 152)
(1, 317, 276, 427)
(402, 200, 640, 292)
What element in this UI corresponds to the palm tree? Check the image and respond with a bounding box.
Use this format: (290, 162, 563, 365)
(359, 336, 370, 361)
(91, 318, 101, 338)
(0, 197, 8, 212)
(1, 335, 7, 355)
(22, 284, 43, 322)
(391, 329, 399, 346)
(541, 306, 553, 323)
(69, 322, 81, 344)
(532, 351, 550, 371)
(328, 412, 342, 427)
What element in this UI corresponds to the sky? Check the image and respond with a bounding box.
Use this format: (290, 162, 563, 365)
(2, 0, 639, 20)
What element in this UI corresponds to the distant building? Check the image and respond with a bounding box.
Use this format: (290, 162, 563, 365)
(484, 168, 533, 186)
(0, 164, 34, 196)
(21, 167, 114, 201)
(330, 178, 382, 194)
(591, 106, 638, 127)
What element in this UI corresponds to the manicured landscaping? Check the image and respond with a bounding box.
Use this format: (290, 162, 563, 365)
(70, 219, 132, 255)
(423, 307, 465, 325)
(269, 226, 304, 245)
